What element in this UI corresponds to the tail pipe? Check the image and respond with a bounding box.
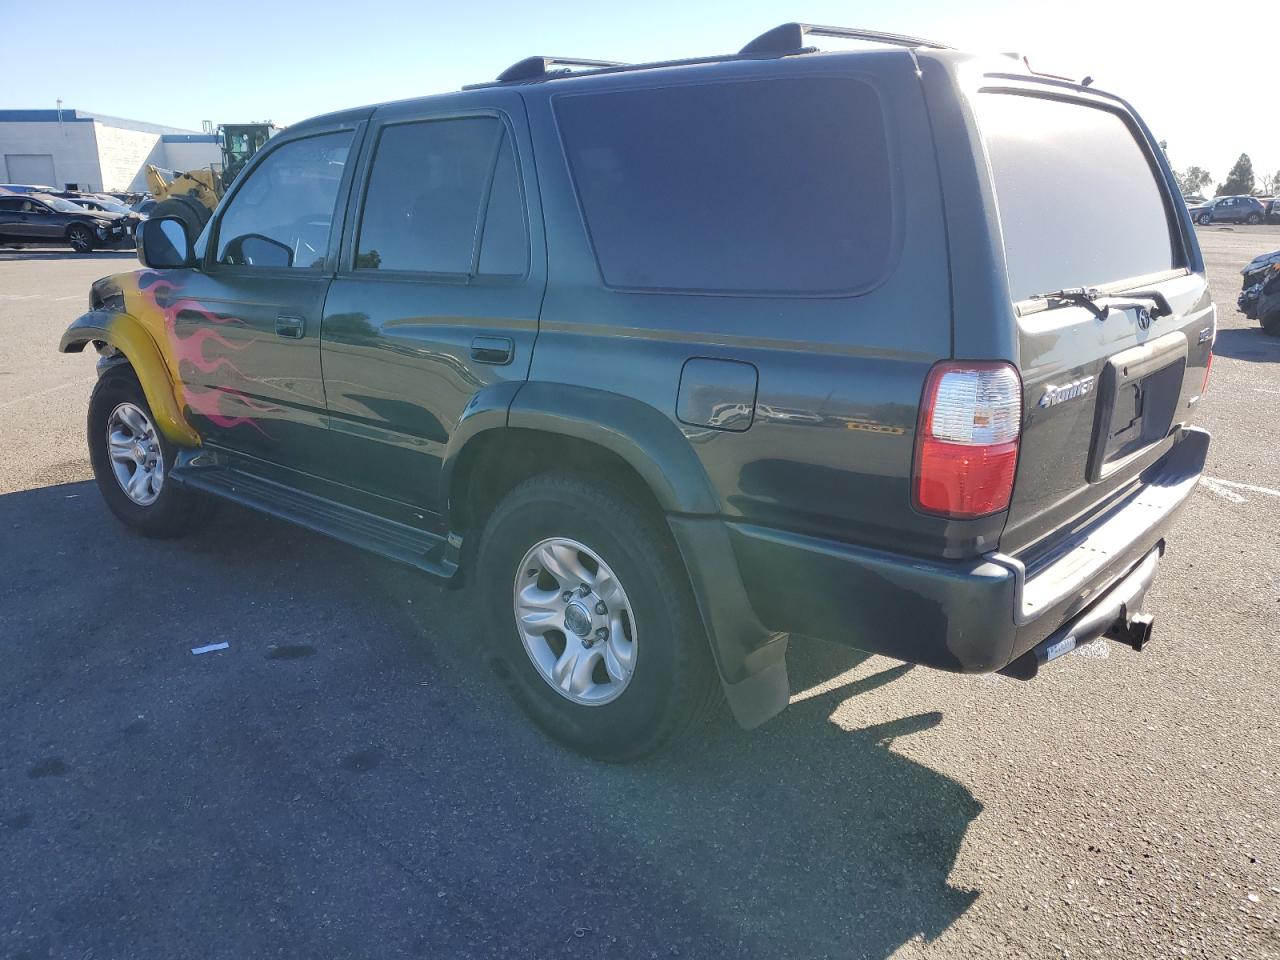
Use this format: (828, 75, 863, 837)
(999, 546, 1162, 681)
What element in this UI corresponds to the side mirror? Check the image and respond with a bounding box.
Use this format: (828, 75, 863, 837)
(223, 232, 293, 268)
(137, 216, 194, 269)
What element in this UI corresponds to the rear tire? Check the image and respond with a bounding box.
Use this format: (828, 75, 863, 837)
(67, 224, 94, 253)
(1247, 213, 1261, 225)
(88, 369, 216, 538)
(476, 472, 719, 761)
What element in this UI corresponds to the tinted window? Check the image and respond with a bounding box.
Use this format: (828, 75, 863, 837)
(356, 118, 527, 275)
(478, 134, 528, 275)
(555, 77, 893, 294)
(215, 131, 351, 269)
(0, 198, 21, 212)
(977, 93, 1176, 302)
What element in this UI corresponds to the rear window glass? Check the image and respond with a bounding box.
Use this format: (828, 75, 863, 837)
(555, 77, 893, 295)
(977, 93, 1177, 302)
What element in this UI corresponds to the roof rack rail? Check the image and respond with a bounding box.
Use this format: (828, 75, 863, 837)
(492, 56, 628, 84)
(739, 22, 952, 56)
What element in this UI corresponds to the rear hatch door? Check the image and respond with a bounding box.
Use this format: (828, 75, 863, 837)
(973, 86, 1214, 557)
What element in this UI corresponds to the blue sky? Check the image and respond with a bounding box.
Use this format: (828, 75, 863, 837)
(4, 0, 1275, 189)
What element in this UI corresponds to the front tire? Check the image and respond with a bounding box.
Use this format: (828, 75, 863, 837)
(67, 224, 94, 253)
(1262, 310, 1280, 338)
(88, 369, 216, 537)
(476, 473, 719, 761)
(150, 196, 212, 241)
(1197, 213, 1212, 225)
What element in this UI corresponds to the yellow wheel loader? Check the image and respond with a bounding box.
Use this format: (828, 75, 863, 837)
(146, 122, 278, 237)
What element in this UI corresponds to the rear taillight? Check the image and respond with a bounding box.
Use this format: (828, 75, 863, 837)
(913, 361, 1022, 518)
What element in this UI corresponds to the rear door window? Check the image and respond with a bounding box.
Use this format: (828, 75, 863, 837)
(355, 117, 528, 276)
(554, 77, 894, 295)
(976, 93, 1177, 302)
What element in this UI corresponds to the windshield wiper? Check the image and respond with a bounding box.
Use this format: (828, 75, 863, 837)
(1030, 287, 1107, 320)
(1030, 286, 1173, 323)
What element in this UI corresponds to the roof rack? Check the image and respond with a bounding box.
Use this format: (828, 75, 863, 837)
(739, 22, 952, 56)
(492, 56, 628, 85)
(465, 24, 949, 91)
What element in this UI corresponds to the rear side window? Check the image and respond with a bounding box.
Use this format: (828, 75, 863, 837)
(355, 117, 528, 276)
(555, 77, 894, 295)
(976, 93, 1177, 302)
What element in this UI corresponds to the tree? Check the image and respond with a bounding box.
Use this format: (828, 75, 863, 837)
(1261, 169, 1280, 196)
(1177, 166, 1213, 198)
(1216, 154, 1255, 196)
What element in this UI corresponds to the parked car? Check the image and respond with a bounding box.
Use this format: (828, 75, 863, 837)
(1188, 195, 1266, 225)
(60, 23, 1213, 760)
(0, 183, 57, 195)
(1266, 198, 1280, 224)
(64, 195, 144, 235)
(0, 192, 130, 251)
(1237, 247, 1280, 335)
(1253, 268, 1280, 336)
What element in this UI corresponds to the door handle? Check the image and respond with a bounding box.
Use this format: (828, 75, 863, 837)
(276, 314, 305, 339)
(470, 336, 514, 365)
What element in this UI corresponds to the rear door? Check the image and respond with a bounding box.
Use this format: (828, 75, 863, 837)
(319, 90, 543, 516)
(971, 86, 1213, 556)
(0, 196, 26, 240)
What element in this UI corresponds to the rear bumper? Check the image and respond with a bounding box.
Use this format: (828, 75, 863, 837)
(672, 426, 1209, 723)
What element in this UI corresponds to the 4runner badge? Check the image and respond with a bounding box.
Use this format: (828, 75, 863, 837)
(1038, 376, 1095, 408)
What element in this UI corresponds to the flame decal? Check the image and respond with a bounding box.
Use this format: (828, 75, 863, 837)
(105, 271, 282, 441)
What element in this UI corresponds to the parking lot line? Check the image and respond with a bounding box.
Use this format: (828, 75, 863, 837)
(1203, 475, 1280, 499)
(0, 377, 95, 410)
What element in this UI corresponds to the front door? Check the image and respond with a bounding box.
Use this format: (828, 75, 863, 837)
(17, 198, 61, 240)
(319, 92, 544, 516)
(166, 124, 362, 474)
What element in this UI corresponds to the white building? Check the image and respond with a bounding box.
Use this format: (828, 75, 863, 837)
(0, 109, 221, 193)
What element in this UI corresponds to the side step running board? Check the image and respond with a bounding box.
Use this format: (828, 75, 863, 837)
(172, 465, 460, 579)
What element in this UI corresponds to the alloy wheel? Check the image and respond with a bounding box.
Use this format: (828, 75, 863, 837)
(68, 225, 92, 252)
(106, 402, 165, 506)
(512, 537, 638, 706)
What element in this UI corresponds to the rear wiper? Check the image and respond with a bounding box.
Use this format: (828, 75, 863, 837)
(1030, 287, 1172, 323)
(1031, 287, 1107, 320)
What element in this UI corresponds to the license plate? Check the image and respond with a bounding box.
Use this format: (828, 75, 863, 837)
(1087, 332, 1187, 482)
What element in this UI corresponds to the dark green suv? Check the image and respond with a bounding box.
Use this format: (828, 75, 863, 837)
(61, 24, 1213, 760)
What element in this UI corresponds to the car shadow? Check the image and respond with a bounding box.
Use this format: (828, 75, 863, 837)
(0, 480, 982, 959)
(1213, 326, 1280, 362)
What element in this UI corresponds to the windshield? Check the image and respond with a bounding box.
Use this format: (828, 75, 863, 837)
(40, 196, 88, 213)
(91, 199, 130, 213)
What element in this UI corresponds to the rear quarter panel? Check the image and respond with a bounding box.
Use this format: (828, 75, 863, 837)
(524, 53, 968, 556)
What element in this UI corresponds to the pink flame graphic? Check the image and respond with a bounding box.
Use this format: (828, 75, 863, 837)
(143, 278, 283, 433)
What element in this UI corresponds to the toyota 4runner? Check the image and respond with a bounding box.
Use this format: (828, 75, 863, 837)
(60, 24, 1213, 760)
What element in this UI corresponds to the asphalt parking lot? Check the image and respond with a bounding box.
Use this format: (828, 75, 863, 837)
(1, 230, 1278, 960)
